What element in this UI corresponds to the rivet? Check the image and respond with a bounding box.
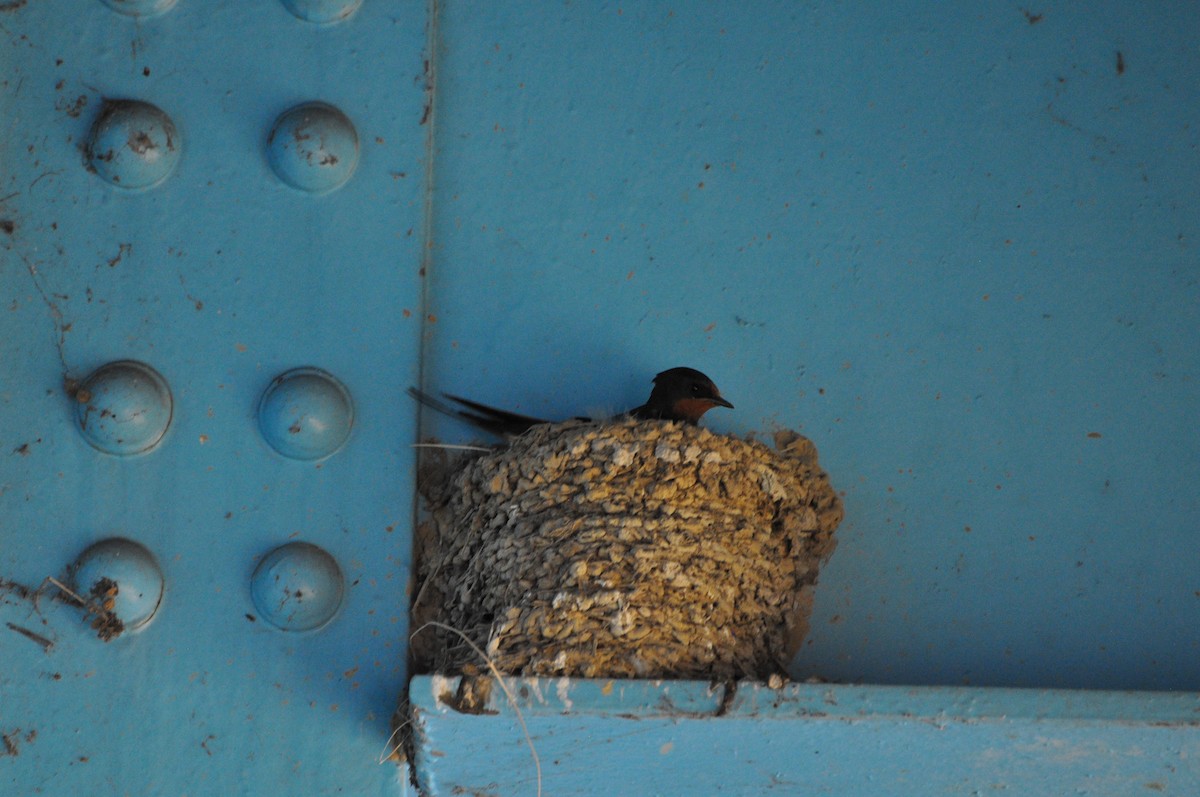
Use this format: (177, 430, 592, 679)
(70, 538, 164, 633)
(87, 100, 181, 189)
(250, 542, 344, 632)
(75, 360, 173, 456)
(280, 0, 362, 24)
(257, 367, 353, 460)
(98, 0, 178, 17)
(266, 102, 359, 194)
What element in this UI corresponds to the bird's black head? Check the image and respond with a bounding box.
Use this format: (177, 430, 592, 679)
(643, 366, 734, 424)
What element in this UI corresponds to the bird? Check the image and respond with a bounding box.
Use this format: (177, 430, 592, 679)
(408, 366, 733, 439)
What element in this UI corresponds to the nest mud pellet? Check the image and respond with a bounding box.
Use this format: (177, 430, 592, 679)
(411, 418, 842, 681)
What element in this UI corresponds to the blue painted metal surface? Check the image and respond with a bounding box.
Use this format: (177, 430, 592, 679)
(412, 675, 1200, 796)
(1, 1, 425, 793)
(422, 1, 1200, 691)
(3, 1, 1199, 795)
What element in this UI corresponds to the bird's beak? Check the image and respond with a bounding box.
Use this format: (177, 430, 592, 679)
(709, 395, 734, 409)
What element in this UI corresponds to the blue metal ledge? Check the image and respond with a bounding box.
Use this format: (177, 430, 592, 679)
(410, 676, 1200, 796)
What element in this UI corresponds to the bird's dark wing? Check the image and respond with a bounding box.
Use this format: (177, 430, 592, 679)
(626, 402, 664, 421)
(407, 387, 551, 437)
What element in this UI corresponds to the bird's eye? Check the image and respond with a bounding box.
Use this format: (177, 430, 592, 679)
(690, 383, 701, 395)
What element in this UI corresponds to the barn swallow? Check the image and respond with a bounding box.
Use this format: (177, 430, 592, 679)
(408, 366, 733, 438)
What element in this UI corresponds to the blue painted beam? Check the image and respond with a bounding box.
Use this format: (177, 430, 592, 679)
(0, 1, 425, 793)
(410, 676, 1200, 796)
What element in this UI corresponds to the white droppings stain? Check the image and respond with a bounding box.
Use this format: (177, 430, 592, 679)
(524, 677, 547, 705)
(556, 677, 573, 712)
(430, 674, 456, 709)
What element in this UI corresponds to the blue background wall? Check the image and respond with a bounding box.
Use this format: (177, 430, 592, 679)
(2, 1, 1198, 795)
(1, 2, 423, 793)
(424, 1, 1200, 691)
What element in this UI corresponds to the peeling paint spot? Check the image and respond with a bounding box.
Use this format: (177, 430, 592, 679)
(105, 242, 131, 268)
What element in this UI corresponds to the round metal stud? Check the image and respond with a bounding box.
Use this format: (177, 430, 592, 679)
(87, 100, 181, 189)
(258, 367, 353, 460)
(70, 538, 164, 633)
(266, 102, 359, 194)
(75, 361, 173, 456)
(98, 0, 178, 16)
(250, 542, 344, 632)
(280, 0, 362, 24)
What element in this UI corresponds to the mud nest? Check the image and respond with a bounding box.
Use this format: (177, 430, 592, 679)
(411, 418, 842, 681)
